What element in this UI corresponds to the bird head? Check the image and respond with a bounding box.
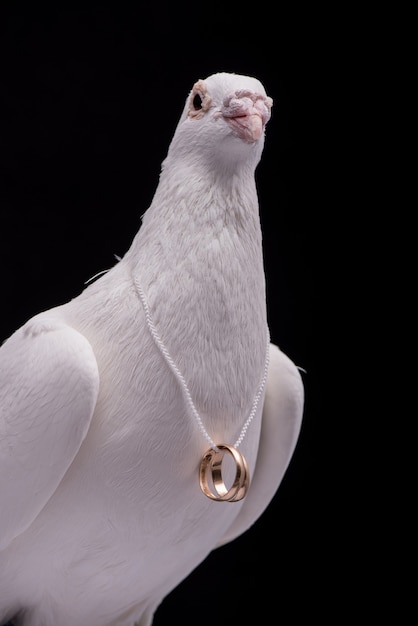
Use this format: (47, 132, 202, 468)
(165, 72, 273, 174)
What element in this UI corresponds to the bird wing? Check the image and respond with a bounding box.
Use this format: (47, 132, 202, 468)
(217, 343, 304, 546)
(0, 315, 99, 549)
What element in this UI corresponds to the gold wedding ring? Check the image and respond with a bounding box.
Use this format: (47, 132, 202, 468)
(199, 444, 250, 502)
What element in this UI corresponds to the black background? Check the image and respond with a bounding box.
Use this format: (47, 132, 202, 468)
(0, 4, 356, 624)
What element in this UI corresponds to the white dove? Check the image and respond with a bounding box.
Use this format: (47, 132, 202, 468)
(0, 72, 304, 626)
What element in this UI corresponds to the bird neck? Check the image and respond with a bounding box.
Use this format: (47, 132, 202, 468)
(127, 160, 265, 291)
(124, 162, 268, 422)
(131, 158, 262, 255)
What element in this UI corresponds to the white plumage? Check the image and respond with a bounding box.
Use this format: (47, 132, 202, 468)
(0, 72, 304, 626)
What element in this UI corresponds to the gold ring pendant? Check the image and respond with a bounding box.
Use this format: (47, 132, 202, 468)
(199, 444, 250, 502)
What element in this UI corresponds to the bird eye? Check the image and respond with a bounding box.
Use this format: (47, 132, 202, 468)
(192, 93, 203, 110)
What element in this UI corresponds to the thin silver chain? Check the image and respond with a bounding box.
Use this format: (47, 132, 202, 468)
(135, 280, 270, 451)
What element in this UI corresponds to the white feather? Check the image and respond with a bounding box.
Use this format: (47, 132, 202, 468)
(0, 72, 303, 626)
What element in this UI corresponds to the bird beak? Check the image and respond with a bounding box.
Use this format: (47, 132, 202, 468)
(221, 91, 272, 144)
(225, 113, 264, 143)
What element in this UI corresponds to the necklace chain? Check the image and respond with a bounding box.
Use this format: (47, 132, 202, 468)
(135, 280, 270, 451)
